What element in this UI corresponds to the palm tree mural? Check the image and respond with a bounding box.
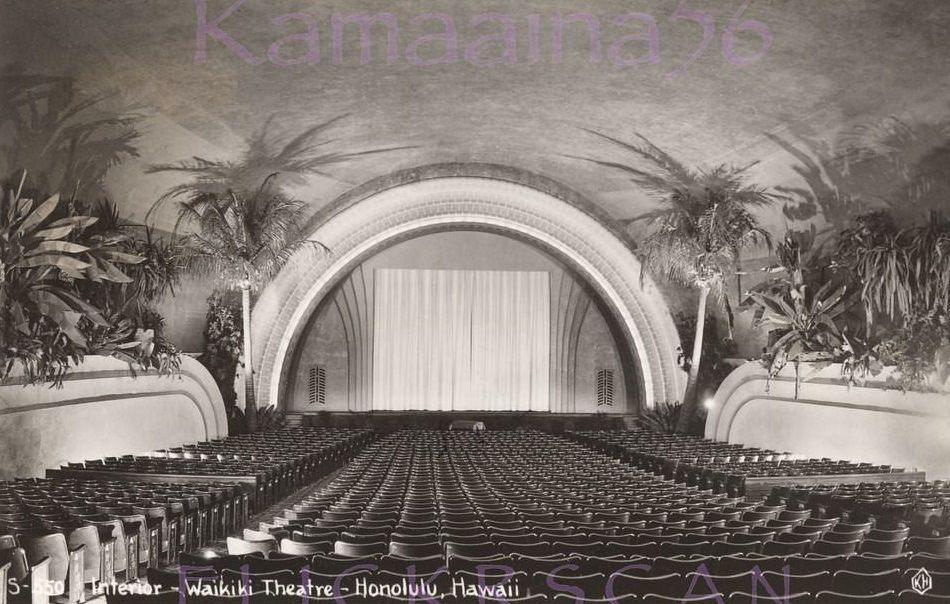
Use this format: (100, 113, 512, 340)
(580, 132, 775, 432)
(763, 130, 864, 232)
(151, 116, 408, 431)
(0, 69, 142, 201)
(766, 115, 950, 231)
(837, 116, 950, 217)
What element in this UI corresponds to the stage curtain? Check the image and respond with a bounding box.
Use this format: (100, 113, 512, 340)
(372, 269, 550, 411)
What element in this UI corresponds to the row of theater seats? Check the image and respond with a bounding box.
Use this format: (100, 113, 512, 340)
(0, 476, 248, 604)
(568, 430, 902, 496)
(770, 483, 950, 537)
(115, 549, 950, 603)
(58, 428, 375, 508)
(218, 430, 950, 601)
(567, 430, 950, 540)
(1, 428, 375, 604)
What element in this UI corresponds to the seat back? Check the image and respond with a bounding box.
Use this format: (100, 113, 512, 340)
(225, 537, 277, 556)
(114, 513, 150, 563)
(0, 547, 29, 584)
(21, 533, 69, 584)
(86, 520, 126, 574)
(815, 591, 896, 603)
(334, 541, 387, 557)
(67, 525, 103, 583)
(833, 569, 901, 596)
(279, 539, 331, 556)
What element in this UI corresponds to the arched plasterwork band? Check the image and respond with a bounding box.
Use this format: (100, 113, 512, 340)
(252, 176, 683, 410)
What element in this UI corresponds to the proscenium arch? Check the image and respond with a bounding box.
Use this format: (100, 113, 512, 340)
(252, 165, 684, 411)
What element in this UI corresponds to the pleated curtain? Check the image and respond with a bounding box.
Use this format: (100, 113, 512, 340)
(372, 269, 550, 411)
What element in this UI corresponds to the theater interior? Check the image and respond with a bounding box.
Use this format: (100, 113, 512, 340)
(1, 1, 950, 602)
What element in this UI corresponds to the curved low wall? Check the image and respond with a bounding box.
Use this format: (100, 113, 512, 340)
(706, 362, 950, 480)
(0, 355, 227, 480)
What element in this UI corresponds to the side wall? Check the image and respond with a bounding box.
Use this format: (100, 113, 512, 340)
(0, 355, 227, 480)
(707, 363, 950, 480)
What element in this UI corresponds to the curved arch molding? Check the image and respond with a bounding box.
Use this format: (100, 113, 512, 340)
(0, 355, 227, 480)
(253, 169, 684, 412)
(707, 362, 950, 479)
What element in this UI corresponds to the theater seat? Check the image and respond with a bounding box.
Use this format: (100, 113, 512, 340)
(334, 540, 387, 557)
(860, 538, 906, 556)
(813, 539, 861, 556)
(443, 595, 547, 603)
(554, 596, 636, 603)
(226, 536, 277, 556)
(847, 553, 910, 573)
(607, 572, 683, 598)
(388, 540, 442, 558)
(897, 590, 950, 603)
(279, 538, 331, 555)
(641, 595, 724, 603)
(761, 570, 831, 594)
(532, 571, 606, 599)
(787, 555, 848, 575)
(67, 525, 109, 584)
(908, 536, 950, 557)
(910, 554, 950, 572)
(728, 593, 812, 604)
(832, 569, 901, 595)
(815, 591, 896, 603)
(20, 533, 84, 602)
(763, 537, 810, 555)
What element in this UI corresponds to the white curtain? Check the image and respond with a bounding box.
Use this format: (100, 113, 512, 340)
(372, 269, 550, 411)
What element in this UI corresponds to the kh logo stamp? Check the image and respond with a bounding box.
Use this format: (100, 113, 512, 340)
(912, 568, 933, 595)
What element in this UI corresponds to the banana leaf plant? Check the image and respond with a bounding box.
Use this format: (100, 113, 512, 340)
(0, 172, 144, 384)
(747, 276, 865, 396)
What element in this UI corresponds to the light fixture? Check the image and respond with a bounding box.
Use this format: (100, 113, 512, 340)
(703, 398, 716, 409)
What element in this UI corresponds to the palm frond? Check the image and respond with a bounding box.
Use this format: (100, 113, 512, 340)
(147, 114, 413, 222)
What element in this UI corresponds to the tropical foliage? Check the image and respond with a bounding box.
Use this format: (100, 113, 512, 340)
(745, 250, 857, 393)
(636, 401, 684, 434)
(0, 174, 147, 384)
(74, 200, 182, 373)
(199, 293, 244, 433)
(834, 211, 950, 390)
(0, 68, 183, 385)
(835, 211, 950, 325)
(582, 131, 775, 432)
(154, 115, 405, 431)
(746, 211, 950, 393)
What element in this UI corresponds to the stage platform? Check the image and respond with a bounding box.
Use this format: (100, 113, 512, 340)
(286, 411, 632, 434)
